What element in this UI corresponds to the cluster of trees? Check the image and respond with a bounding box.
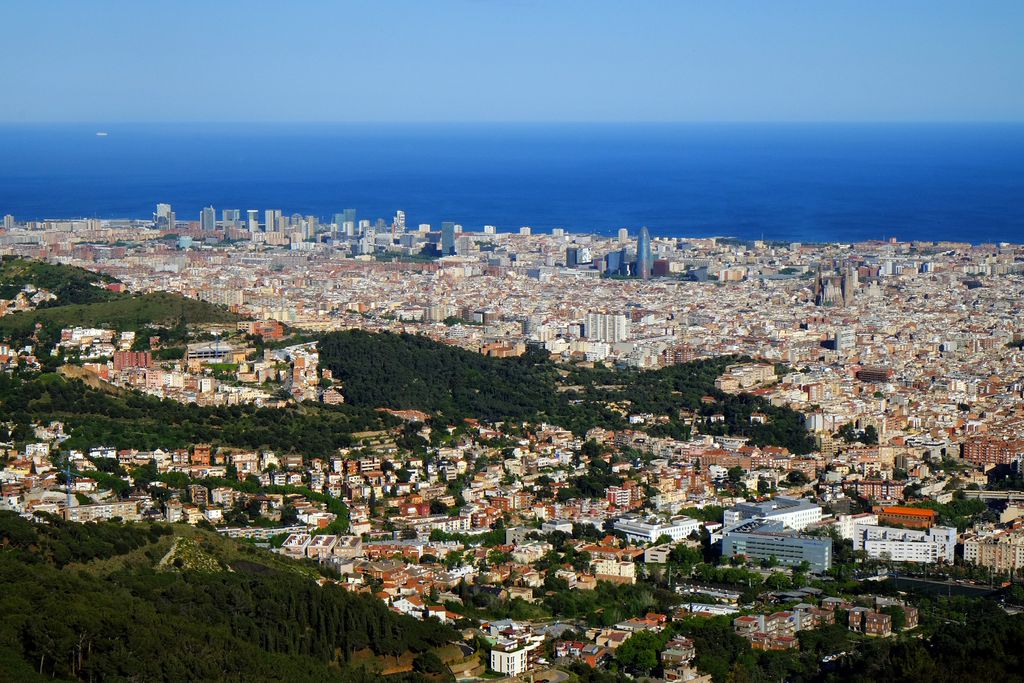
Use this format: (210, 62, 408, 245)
(836, 422, 879, 445)
(556, 457, 623, 501)
(909, 493, 991, 531)
(318, 331, 814, 452)
(0, 372, 395, 455)
(542, 580, 680, 627)
(318, 330, 563, 424)
(0, 513, 456, 682)
(0, 510, 171, 567)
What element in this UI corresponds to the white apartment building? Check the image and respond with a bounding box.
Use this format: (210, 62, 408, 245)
(853, 524, 956, 563)
(831, 512, 879, 540)
(584, 312, 630, 343)
(490, 643, 528, 676)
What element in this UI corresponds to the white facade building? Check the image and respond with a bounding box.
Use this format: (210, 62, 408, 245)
(723, 496, 822, 531)
(613, 514, 701, 543)
(584, 312, 630, 343)
(832, 512, 879, 540)
(852, 524, 956, 563)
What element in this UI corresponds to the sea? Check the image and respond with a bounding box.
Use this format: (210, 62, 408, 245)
(1, 122, 1022, 244)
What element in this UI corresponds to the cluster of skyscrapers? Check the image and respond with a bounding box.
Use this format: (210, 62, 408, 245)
(567, 226, 653, 279)
(147, 203, 662, 280)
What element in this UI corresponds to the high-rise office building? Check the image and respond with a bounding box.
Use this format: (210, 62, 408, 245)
(200, 206, 216, 232)
(265, 209, 282, 232)
(393, 210, 406, 233)
(3, 214, 14, 230)
(566, 246, 593, 267)
(441, 221, 456, 255)
(338, 208, 357, 236)
(605, 249, 629, 275)
(637, 226, 652, 280)
(155, 203, 173, 228)
(618, 227, 629, 244)
(247, 209, 259, 232)
(222, 209, 240, 227)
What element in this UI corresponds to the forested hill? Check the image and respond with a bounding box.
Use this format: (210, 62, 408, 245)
(0, 257, 239, 341)
(0, 256, 118, 304)
(0, 512, 458, 683)
(0, 371, 395, 454)
(318, 330, 816, 454)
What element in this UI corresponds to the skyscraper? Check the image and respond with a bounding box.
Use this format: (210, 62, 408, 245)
(222, 209, 240, 227)
(3, 214, 14, 230)
(200, 206, 216, 232)
(339, 208, 357, 237)
(155, 203, 172, 228)
(441, 221, 456, 256)
(393, 210, 406, 234)
(265, 209, 282, 232)
(637, 226, 652, 280)
(247, 209, 259, 232)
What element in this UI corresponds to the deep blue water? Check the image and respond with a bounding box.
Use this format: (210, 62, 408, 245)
(1, 123, 1022, 243)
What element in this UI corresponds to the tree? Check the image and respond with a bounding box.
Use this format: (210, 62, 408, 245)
(786, 470, 810, 485)
(836, 423, 858, 443)
(881, 605, 906, 632)
(863, 424, 879, 445)
(615, 630, 663, 675)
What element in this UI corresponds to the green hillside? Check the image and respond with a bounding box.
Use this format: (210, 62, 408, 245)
(0, 257, 239, 341)
(0, 512, 457, 683)
(0, 291, 239, 338)
(0, 372, 395, 454)
(318, 330, 815, 453)
(0, 256, 118, 304)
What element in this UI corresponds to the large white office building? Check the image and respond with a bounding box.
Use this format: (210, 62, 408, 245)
(723, 496, 822, 531)
(613, 514, 702, 544)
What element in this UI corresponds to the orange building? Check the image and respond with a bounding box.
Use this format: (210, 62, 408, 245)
(876, 506, 937, 529)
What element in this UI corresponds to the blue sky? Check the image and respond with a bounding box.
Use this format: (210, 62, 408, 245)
(1, 1, 1021, 123)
